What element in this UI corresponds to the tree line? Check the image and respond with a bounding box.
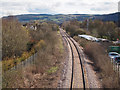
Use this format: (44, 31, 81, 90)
(62, 19, 120, 41)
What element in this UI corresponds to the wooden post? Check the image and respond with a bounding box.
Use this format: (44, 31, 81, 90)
(113, 60, 115, 70)
(118, 64, 120, 76)
(116, 62, 117, 71)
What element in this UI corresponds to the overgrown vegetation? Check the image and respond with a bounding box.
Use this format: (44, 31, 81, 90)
(62, 20, 86, 37)
(62, 19, 120, 41)
(84, 42, 120, 88)
(2, 18, 65, 88)
(74, 36, 120, 88)
(81, 20, 120, 40)
(2, 17, 59, 71)
(20, 32, 65, 88)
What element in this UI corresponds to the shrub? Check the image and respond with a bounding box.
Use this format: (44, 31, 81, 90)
(22, 52, 30, 59)
(74, 28, 86, 36)
(62, 20, 86, 37)
(84, 42, 120, 88)
(73, 36, 88, 47)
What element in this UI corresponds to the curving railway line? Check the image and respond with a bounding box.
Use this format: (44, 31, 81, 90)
(60, 28, 86, 89)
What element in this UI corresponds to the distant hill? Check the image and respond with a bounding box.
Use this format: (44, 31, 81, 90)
(94, 12, 119, 22)
(3, 12, 119, 24)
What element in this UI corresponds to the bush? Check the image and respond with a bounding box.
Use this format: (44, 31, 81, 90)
(62, 20, 86, 37)
(74, 28, 86, 36)
(73, 36, 89, 47)
(34, 40, 46, 51)
(84, 42, 120, 88)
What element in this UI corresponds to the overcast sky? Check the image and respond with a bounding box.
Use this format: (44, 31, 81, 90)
(0, 0, 119, 17)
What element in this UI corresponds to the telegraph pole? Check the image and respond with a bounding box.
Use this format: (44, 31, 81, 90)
(87, 17, 93, 31)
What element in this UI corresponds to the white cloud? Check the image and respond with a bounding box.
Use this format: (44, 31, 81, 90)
(0, 0, 119, 17)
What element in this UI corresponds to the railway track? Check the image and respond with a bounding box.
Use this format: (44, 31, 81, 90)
(60, 28, 86, 89)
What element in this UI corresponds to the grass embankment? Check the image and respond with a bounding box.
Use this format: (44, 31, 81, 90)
(21, 30, 65, 88)
(2, 28, 65, 88)
(73, 36, 120, 88)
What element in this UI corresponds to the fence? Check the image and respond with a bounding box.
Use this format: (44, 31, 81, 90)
(111, 58, 120, 77)
(5, 53, 38, 72)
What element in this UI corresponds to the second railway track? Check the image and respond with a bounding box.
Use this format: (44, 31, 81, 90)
(60, 28, 86, 89)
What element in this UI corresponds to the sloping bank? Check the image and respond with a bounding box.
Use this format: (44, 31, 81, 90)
(2, 30, 66, 88)
(73, 36, 120, 88)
